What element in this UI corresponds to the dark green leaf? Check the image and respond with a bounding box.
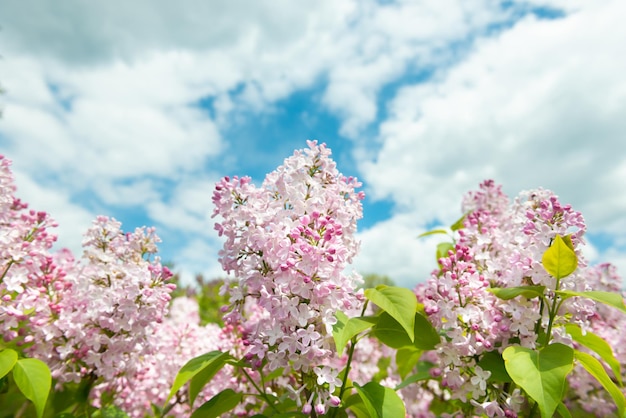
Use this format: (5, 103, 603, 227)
(395, 361, 435, 390)
(167, 351, 232, 405)
(190, 389, 243, 418)
(478, 351, 512, 383)
(488, 285, 546, 300)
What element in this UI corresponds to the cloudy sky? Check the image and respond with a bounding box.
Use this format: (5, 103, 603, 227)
(1, 0, 624, 288)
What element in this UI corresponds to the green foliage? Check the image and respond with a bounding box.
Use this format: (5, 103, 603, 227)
(542, 234, 578, 280)
(12, 357, 52, 418)
(0, 348, 17, 379)
(488, 285, 546, 300)
(503, 343, 574, 418)
(332, 311, 378, 354)
(353, 381, 406, 418)
(574, 350, 625, 417)
(364, 285, 417, 342)
(557, 290, 626, 314)
(166, 351, 233, 406)
(190, 389, 243, 418)
(565, 324, 622, 385)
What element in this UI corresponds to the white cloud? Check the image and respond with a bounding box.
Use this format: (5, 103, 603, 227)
(356, 0, 626, 284)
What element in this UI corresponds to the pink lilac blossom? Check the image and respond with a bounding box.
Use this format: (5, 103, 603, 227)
(25, 216, 175, 387)
(0, 155, 64, 349)
(418, 180, 594, 417)
(95, 297, 236, 417)
(212, 141, 364, 413)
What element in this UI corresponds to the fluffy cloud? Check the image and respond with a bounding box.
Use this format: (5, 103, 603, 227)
(357, 0, 626, 285)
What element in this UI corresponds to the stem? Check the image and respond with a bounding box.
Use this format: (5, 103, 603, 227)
(331, 300, 369, 418)
(241, 368, 280, 414)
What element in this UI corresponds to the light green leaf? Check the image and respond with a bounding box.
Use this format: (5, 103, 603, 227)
(98, 405, 130, 418)
(0, 348, 18, 379)
(488, 285, 546, 300)
(555, 402, 573, 418)
(450, 212, 468, 231)
(167, 351, 232, 405)
(503, 343, 574, 418)
(417, 229, 449, 238)
(396, 346, 422, 379)
(12, 358, 52, 418)
(436, 242, 454, 261)
(333, 311, 378, 354)
(344, 394, 370, 418)
(190, 389, 243, 418)
(354, 382, 406, 418)
(557, 290, 626, 314)
(542, 234, 578, 279)
(565, 324, 622, 385)
(365, 285, 417, 342)
(575, 350, 625, 417)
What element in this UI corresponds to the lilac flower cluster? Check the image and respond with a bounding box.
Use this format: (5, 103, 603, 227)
(99, 297, 235, 417)
(30, 216, 176, 384)
(418, 180, 596, 416)
(0, 155, 63, 348)
(0, 155, 175, 391)
(212, 140, 364, 413)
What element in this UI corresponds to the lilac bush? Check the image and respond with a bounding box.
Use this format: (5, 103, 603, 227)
(0, 143, 625, 418)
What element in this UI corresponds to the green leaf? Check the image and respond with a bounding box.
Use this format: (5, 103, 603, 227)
(12, 358, 52, 418)
(503, 343, 574, 418)
(417, 229, 449, 238)
(555, 402, 573, 418)
(97, 405, 130, 418)
(478, 351, 512, 383)
(575, 350, 625, 417)
(436, 242, 454, 261)
(373, 312, 413, 348)
(333, 311, 378, 354)
(395, 361, 434, 390)
(167, 351, 232, 405)
(542, 234, 578, 279)
(565, 324, 622, 385)
(488, 285, 546, 300)
(557, 290, 626, 314)
(0, 349, 18, 379)
(450, 212, 468, 231)
(396, 347, 422, 379)
(190, 389, 243, 418)
(364, 285, 417, 342)
(354, 382, 406, 418)
(344, 394, 370, 418)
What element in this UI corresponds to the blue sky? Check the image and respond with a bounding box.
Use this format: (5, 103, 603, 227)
(1, 0, 625, 287)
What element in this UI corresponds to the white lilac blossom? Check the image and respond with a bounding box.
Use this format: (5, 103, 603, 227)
(212, 140, 364, 412)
